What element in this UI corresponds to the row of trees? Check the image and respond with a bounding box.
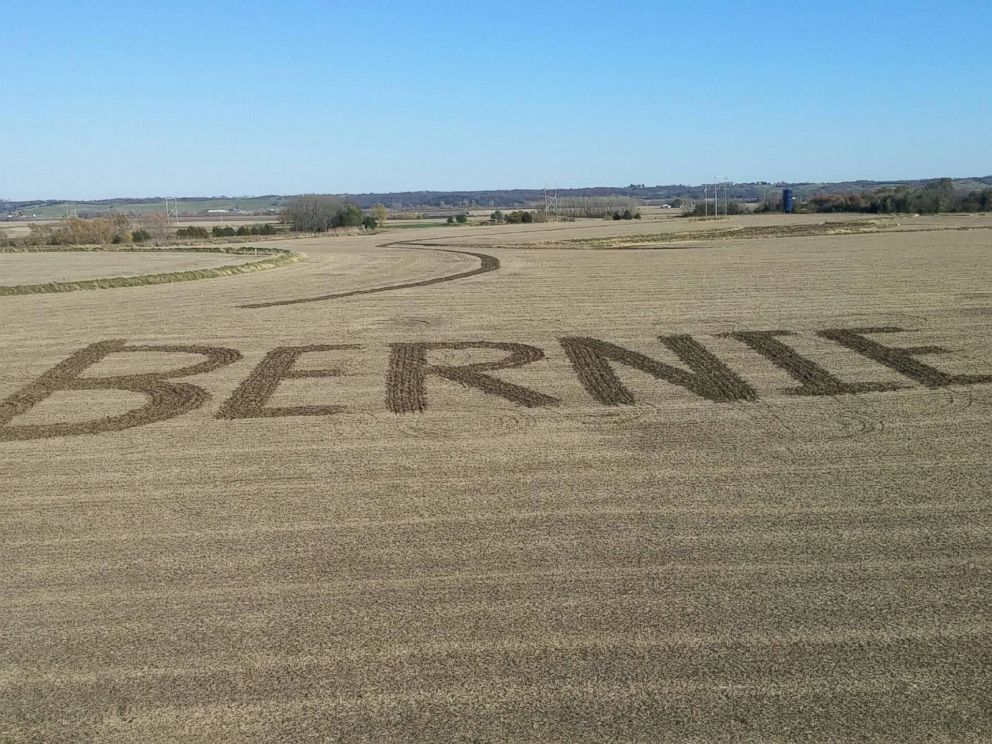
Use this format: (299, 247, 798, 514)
(16, 216, 159, 246)
(687, 202, 745, 217)
(557, 196, 643, 219)
(806, 180, 992, 214)
(3, 197, 376, 246)
(488, 207, 642, 224)
(3, 215, 285, 247)
(756, 179, 992, 215)
(490, 210, 539, 224)
(176, 224, 279, 239)
(280, 196, 378, 232)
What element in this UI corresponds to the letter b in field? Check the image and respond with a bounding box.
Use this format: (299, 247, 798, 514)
(0, 340, 241, 441)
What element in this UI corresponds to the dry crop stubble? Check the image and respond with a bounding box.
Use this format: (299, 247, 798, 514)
(1, 215, 991, 741)
(0, 250, 267, 286)
(0, 245, 301, 296)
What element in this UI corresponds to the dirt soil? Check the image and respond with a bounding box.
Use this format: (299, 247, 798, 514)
(1, 213, 990, 742)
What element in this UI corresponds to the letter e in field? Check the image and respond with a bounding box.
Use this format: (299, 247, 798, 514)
(217, 345, 359, 418)
(818, 327, 992, 388)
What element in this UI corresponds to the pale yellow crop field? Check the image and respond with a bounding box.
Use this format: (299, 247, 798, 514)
(1, 214, 991, 742)
(0, 251, 268, 286)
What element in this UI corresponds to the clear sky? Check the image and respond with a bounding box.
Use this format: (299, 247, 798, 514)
(2, 0, 989, 200)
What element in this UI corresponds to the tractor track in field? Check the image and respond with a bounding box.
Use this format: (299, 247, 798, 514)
(241, 218, 992, 309)
(239, 241, 500, 309)
(235, 219, 716, 309)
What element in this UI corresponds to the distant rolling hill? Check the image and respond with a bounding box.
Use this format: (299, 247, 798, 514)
(5, 176, 991, 218)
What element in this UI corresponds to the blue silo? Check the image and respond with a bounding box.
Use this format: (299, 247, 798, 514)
(782, 188, 794, 214)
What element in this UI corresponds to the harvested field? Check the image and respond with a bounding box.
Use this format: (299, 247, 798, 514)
(0, 246, 300, 296)
(0, 250, 271, 285)
(1, 213, 991, 741)
(241, 245, 499, 308)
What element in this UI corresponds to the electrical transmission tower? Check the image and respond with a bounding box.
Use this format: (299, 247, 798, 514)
(544, 185, 559, 222)
(164, 198, 179, 225)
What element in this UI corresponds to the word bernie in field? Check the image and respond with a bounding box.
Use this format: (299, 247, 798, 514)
(1, 327, 990, 441)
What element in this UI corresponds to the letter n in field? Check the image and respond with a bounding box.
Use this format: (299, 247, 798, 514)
(560, 335, 757, 405)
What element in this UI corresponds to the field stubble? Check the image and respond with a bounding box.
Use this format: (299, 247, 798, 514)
(1, 214, 991, 741)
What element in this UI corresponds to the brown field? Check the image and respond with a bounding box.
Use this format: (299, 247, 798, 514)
(0, 221, 59, 239)
(0, 250, 270, 286)
(2, 213, 991, 742)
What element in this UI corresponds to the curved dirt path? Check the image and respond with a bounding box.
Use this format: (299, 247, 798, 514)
(239, 241, 500, 309)
(236, 215, 941, 310)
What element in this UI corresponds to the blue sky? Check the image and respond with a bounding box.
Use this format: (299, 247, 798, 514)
(2, 0, 989, 199)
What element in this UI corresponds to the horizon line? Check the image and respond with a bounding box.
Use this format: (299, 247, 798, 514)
(5, 174, 992, 205)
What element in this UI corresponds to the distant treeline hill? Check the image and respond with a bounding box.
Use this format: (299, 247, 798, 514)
(5, 176, 991, 217)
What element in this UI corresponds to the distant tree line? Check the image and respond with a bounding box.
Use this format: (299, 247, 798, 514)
(809, 180, 992, 214)
(2, 216, 285, 247)
(176, 227, 210, 239)
(7, 178, 992, 217)
(557, 196, 642, 219)
(325, 177, 992, 210)
(13, 216, 156, 246)
(281, 196, 377, 232)
(759, 179, 992, 215)
(175, 224, 278, 239)
(686, 202, 745, 217)
(490, 210, 538, 224)
(611, 209, 641, 220)
(10, 177, 992, 217)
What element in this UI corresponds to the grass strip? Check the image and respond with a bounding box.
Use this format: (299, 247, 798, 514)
(0, 246, 301, 296)
(527, 219, 897, 250)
